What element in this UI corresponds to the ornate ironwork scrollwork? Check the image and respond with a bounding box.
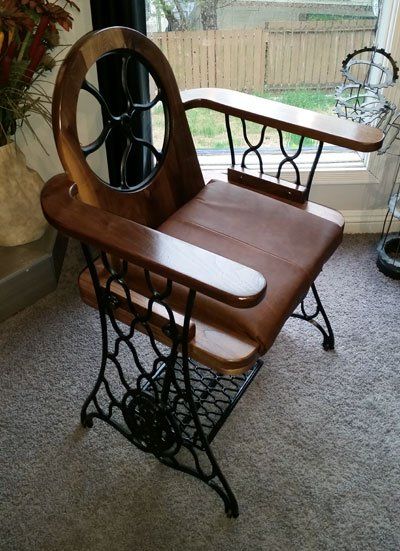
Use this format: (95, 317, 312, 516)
(80, 51, 169, 192)
(122, 390, 182, 457)
(240, 117, 267, 172)
(224, 114, 323, 199)
(79, 244, 263, 517)
(291, 283, 335, 351)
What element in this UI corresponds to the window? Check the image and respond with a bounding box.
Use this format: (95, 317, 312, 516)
(145, 1, 395, 191)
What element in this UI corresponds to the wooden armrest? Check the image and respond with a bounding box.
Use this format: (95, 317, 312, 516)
(181, 88, 383, 152)
(41, 174, 266, 309)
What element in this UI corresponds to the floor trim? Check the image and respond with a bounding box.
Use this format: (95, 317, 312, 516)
(342, 209, 400, 234)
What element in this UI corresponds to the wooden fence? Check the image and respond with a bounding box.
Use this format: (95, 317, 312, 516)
(151, 27, 266, 92)
(150, 20, 375, 92)
(265, 20, 375, 90)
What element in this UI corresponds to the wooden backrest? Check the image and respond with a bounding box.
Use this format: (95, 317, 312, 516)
(52, 26, 205, 227)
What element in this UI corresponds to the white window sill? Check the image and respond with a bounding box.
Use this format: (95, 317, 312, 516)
(198, 148, 378, 186)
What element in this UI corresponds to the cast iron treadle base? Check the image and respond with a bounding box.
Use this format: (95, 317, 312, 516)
(81, 348, 261, 516)
(144, 358, 263, 450)
(80, 242, 335, 518)
(79, 245, 267, 518)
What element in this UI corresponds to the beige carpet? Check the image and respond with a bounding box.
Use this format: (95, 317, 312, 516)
(1, 235, 399, 551)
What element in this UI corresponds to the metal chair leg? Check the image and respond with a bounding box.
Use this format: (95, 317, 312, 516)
(291, 282, 335, 350)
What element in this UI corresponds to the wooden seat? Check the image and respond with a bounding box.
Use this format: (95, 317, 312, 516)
(41, 26, 383, 518)
(158, 179, 344, 355)
(88, 178, 343, 375)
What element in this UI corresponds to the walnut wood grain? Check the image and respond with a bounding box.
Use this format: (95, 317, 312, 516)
(53, 27, 205, 228)
(41, 174, 267, 309)
(201, 168, 345, 227)
(228, 167, 307, 203)
(181, 88, 384, 152)
(79, 265, 259, 375)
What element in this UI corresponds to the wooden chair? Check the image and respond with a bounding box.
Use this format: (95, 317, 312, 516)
(41, 27, 383, 517)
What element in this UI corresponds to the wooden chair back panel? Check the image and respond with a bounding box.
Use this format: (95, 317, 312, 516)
(52, 26, 204, 227)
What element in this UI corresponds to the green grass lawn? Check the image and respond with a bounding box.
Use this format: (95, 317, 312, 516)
(152, 88, 336, 151)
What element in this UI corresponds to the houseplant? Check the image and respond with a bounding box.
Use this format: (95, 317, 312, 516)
(0, 0, 78, 246)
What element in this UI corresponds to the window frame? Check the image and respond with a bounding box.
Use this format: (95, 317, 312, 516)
(194, 1, 400, 189)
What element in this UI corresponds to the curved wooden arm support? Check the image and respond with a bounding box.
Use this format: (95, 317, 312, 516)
(181, 88, 384, 152)
(41, 174, 267, 309)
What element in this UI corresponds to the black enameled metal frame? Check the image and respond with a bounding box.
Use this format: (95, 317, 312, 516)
(224, 113, 324, 200)
(291, 283, 335, 350)
(80, 50, 169, 192)
(79, 243, 335, 517)
(80, 244, 267, 517)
